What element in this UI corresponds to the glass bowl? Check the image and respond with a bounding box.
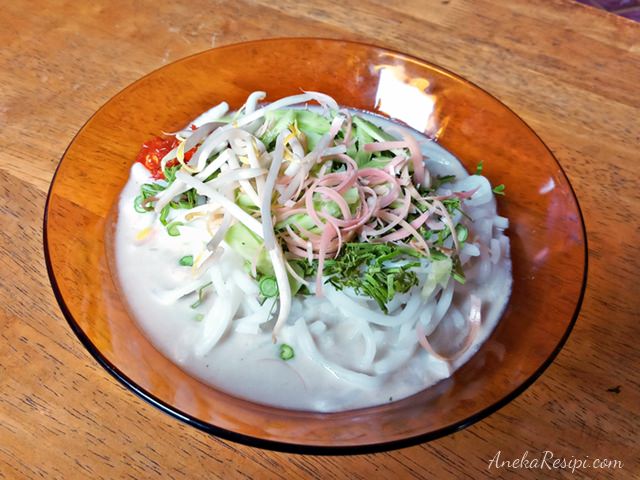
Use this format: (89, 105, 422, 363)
(44, 38, 587, 453)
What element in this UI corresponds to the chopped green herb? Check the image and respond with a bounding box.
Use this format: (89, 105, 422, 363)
(159, 205, 170, 226)
(163, 165, 179, 184)
(194, 313, 205, 322)
(492, 184, 506, 195)
(170, 188, 198, 210)
(279, 343, 295, 361)
(429, 249, 448, 261)
(182, 188, 198, 209)
(431, 174, 456, 190)
(288, 259, 317, 278)
(134, 181, 165, 212)
(190, 282, 213, 309)
(166, 221, 183, 236)
(451, 255, 466, 284)
(442, 197, 462, 215)
(476, 161, 483, 175)
(322, 243, 425, 313)
(135, 165, 201, 215)
(437, 227, 451, 246)
(179, 255, 194, 267)
(140, 183, 164, 197)
(259, 276, 279, 298)
(455, 224, 469, 243)
(133, 195, 150, 213)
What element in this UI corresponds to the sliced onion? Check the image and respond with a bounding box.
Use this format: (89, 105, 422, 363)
(417, 295, 482, 362)
(494, 215, 509, 230)
(194, 267, 243, 356)
(324, 284, 423, 327)
(293, 318, 382, 389)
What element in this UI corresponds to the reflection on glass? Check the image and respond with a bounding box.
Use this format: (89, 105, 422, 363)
(539, 177, 556, 195)
(533, 247, 549, 266)
(374, 65, 436, 134)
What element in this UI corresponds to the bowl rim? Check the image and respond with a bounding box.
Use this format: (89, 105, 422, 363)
(43, 37, 588, 455)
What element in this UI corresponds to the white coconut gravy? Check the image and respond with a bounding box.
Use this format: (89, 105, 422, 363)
(114, 110, 512, 412)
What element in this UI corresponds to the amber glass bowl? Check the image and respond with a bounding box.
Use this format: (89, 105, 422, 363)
(44, 38, 586, 453)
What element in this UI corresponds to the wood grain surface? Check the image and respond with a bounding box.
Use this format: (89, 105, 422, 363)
(1, 0, 638, 478)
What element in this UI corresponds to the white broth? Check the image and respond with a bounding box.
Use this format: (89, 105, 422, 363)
(114, 108, 512, 412)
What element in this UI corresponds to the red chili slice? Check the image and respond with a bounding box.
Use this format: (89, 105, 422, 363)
(135, 136, 195, 179)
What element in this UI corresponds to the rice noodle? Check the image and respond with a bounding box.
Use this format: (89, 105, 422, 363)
(324, 283, 423, 327)
(294, 318, 382, 389)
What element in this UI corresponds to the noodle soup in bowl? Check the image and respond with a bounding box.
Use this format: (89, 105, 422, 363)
(45, 38, 586, 452)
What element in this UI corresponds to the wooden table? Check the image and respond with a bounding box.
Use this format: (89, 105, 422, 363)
(1, 0, 638, 478)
